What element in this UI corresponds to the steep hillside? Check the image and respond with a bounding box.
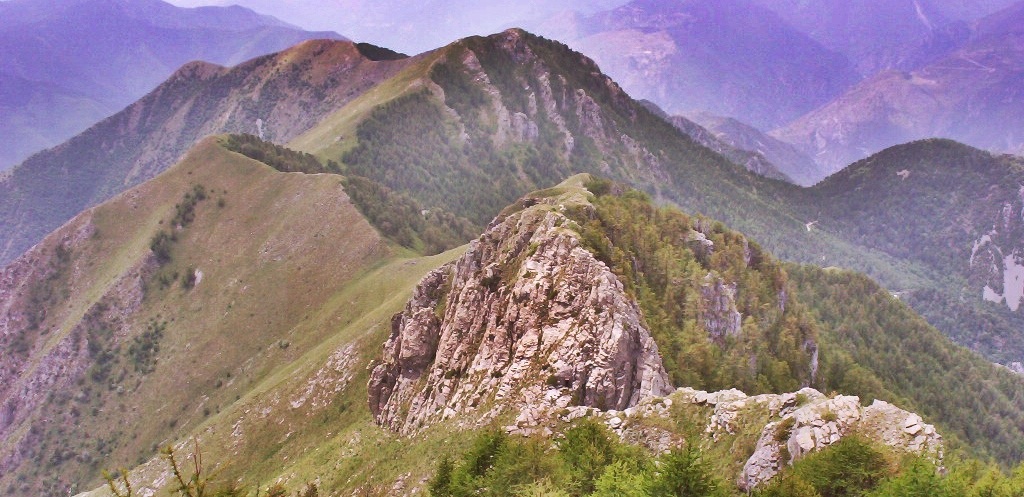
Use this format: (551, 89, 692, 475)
(69, 177, 940, 496)
(360, 178, 1024, 488)
(369, 176, 818, 438)
(801, 140, 1024, 364)
(2, 169, 1021, 496)
(292, 28, 911, 281)
(683, 111, 821, 186)
(0, 0, 343, 170)
(0, 136, 406, 496)
(290, 29, 1024, 369)
(0, 39, 413, 266)
(773, 3, 1024, 175)
(790, 264, 1024, 463)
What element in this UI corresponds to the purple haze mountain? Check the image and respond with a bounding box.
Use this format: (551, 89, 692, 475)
(773, 1, 1024, 176)
(0, 0, 343, 170)
(528, 0, 861, 130)
(163, 0, 629, 55)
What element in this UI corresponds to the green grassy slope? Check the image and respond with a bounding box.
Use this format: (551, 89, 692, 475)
(0, 137, 422, 496)
(0, 39, 415, 266)
(5, 169, 1023, 496)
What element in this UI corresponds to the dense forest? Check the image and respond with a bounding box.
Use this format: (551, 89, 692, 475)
(569, 181, 817, 393)
(788, 265, 1024, 463)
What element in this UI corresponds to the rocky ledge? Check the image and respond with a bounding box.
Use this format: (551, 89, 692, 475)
(528, 386, 942, 491)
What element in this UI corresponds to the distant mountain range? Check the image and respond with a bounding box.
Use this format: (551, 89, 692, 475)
(164, 0, 629, 53)
(530, 0, 860, 130)
(529, 0, 1024, 182)
(684, 110, 821, 186)
(774, 2, 1024, 174)
(6, 0, 1024, 182)
(750, 0, 968, 76)
(0, 0, 342, 170)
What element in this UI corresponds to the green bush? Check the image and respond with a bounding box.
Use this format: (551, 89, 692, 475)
(866, 457, 954, 497)
(790, 436, 889, 497)
(222, 134, 329, 174)
(646, 443, 723, 497)
(752, 474, 820, 497)
(427, 419, 730, 497)
(558, 419, 618, 495)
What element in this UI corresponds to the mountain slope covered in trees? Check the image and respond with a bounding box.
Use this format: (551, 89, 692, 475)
(6, 27, 1024, 376)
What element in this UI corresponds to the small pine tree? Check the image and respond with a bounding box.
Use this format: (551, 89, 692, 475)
(592, 461, 649, 497)
(429, 456, 455, 497)
(647, 443, 721, 497)
(558, 419, 618, 495)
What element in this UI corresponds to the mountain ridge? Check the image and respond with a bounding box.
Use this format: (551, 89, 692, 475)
(7, 27, 1023, 375)
(32, 168, 1015, 493)
(0, 38, 411, 265)
(0, 0, 344, 170)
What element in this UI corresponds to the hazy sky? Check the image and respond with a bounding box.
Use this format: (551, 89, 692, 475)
(162, 0, 629, 54)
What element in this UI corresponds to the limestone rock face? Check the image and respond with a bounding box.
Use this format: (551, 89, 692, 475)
(700, 273, 742, 344)
(530, 385, 942, 491)
(368, 189, 673, 433)
(736, 390, 942, 491)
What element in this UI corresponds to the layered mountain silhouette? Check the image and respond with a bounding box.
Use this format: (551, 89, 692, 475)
(520, 0, 1024, 181)
(530, 0, 860, 130)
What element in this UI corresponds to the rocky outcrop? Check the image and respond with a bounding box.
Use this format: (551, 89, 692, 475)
(737, 391, 941, 490)
(368, 185, 673, 433)
(517, 386, 942, 491)
(700, 274, 742, 344)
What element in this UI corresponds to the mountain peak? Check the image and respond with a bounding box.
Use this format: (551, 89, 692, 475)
(369, 177, 673, 433)
(169, 60, 226, 82)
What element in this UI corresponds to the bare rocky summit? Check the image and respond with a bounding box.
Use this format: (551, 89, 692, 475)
(368, 179, 673, 434)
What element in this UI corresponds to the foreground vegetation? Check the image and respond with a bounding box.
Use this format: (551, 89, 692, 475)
(427, 420, 1024, 497)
